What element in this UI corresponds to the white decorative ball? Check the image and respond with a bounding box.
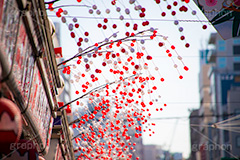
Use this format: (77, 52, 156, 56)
(61, 17, 66, 23)
(92, 5, 97, 10)
(68, 23, 73, 31)
(125, 8, 130, 14)
(89, 9, 93, 14)
(63, 10, 68, 15)
(96, 10, 101, 15)
(174, 20, 179, 25)
(72, 17, 77, 23)
(106, 9, 110, 14)
(116, 7, 121, 12)
(179, 27, 184, 32)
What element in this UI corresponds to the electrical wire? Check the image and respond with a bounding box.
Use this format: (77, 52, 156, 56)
(149, 113, 238, 120)
(46, 4, 91, 10)
(47, 14, 211, 23)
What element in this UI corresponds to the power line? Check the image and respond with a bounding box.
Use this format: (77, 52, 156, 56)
(47, 15, 210, 23)
(154, 55, 240, 57)
(149, 113, 238, 120)
(154, 101, 240, 104)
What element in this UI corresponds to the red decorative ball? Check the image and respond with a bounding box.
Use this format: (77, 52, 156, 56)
(102, 25, 107, 30)
(202, 25, 207, 30)
(180, 35, 185, 40)
(75, 24, 79, 28)
(85, 63, 90, 69)
(172, 11, 176, 16)
(184, 66, 189, 71)
(97, 23, 102, 28)
(102, 62, 107, 66)
(161, 12, 166, 17)
(158, 42, 164, 47)
(112, 24, 117, 29)
(84, 32, 89, 36)
(111, 0, 116, 5)
(146, 55, 152, 60)
(141, 8, 146, 12)
(185, 43, 190, 48)
(103, 18, 108, 23)
(139, 12, 145, 18)
(70, 32, 75, 38)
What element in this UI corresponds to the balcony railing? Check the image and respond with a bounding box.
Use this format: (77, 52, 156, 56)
(207, 49, 217, 63)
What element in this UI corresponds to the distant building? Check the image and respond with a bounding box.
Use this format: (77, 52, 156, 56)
(143, 145, 164, 160)
(189, 109, 200, 160)
(207, 33, 240, 159)
(227, 87, 240, 158)
(192, 33, 240, 160)
(172, 152, 183, 160)
(199, 48, 214, 160)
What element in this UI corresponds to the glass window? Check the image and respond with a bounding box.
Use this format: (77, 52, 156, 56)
(233, 39, 240, 45)
(218, 57, 227, 68)
(236, 136, 240, 147)
(233, 45, 240, 55)
(218, 40, 226, 51)
(234, 109, 240, 115)
(234, 57, 240, 62)
(234, 63, 240, 71)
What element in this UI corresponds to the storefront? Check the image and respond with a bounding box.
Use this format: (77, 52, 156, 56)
(0, 0, 74, 159)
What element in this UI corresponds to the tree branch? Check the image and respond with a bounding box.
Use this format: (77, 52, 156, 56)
(58, 73, 141, 111)
(57, 28, 157, 67)
(44, 0, 61, 4)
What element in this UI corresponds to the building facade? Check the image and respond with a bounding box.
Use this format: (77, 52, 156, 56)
(189, 109, 200, 160)
(0, 0, 74, 159)
(192, 33, 240, 160)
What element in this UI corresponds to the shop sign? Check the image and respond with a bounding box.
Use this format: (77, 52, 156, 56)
(194, 0, 240, 39)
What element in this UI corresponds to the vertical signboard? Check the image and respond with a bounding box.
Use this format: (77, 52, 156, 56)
(28, 64, 53, 152)
(0, 0, 54, 154)
(194, 0, 240, 39)
(13, 22, 35, 102)
(0, 0, 20, 66)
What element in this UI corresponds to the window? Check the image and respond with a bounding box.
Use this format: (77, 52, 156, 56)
(235, 109, 240, 115)
(234, 63, 240, 71)
(224, 130, 229, 142)
(200, 98, 203, 106)
(235, 75, 240, 82)
(234, 57, 240, 62)
(218, 40, 226, 51)
(236, 136, 240, 147)
(218, 57, 227, 68)
(233, 45, 240, 55)
(234, 39, 240, 45)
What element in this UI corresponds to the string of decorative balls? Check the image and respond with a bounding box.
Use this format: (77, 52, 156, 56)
(47, 0, 208, 159)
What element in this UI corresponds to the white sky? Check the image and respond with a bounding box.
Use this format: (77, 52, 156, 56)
(47, 0, 217, 158)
